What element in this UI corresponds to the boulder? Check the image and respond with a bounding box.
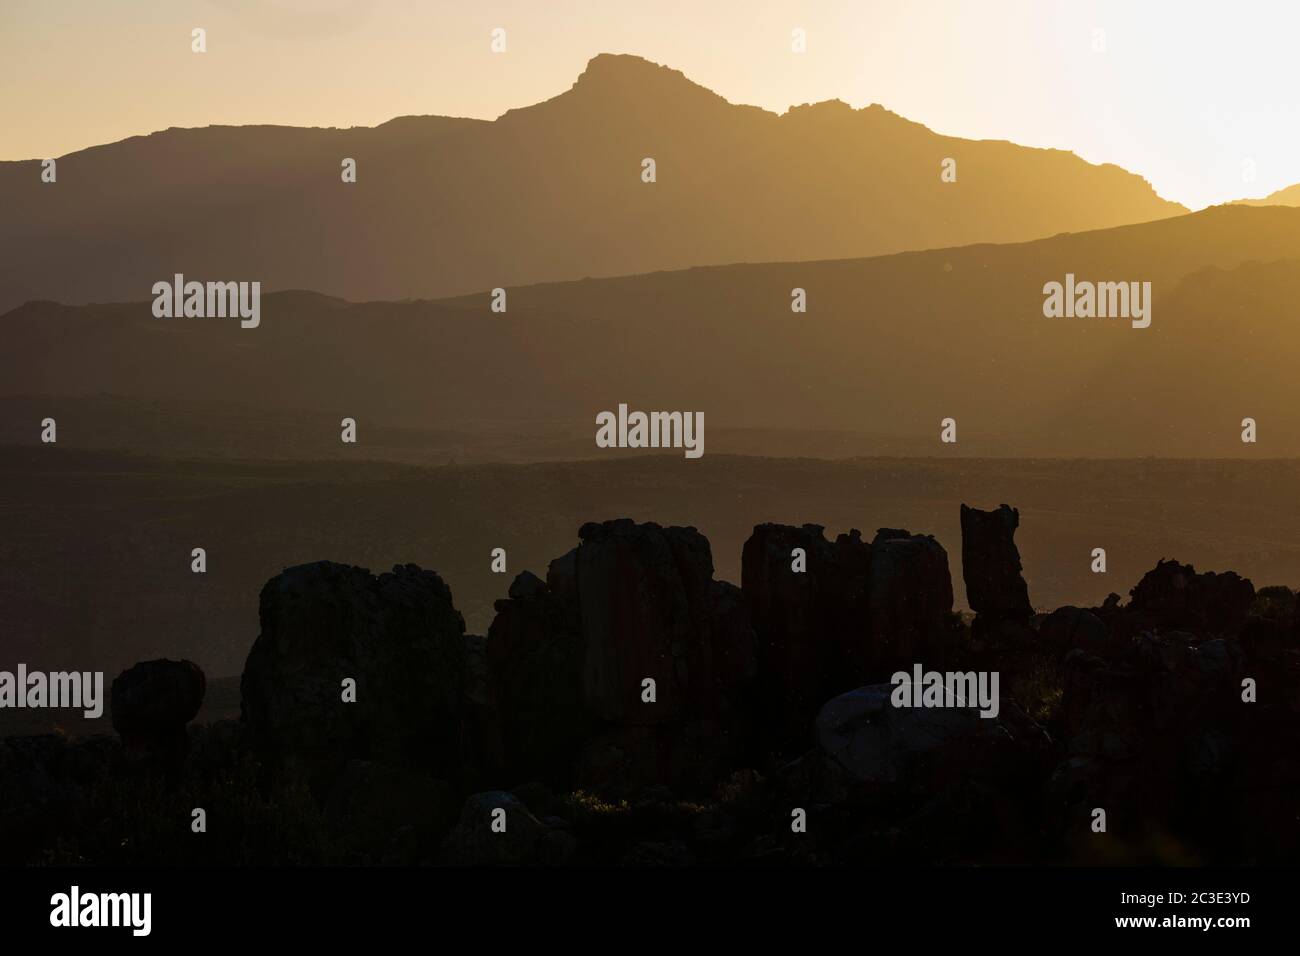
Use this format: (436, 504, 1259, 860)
(814, 683, 1050, 797)
(110, 658, 205, 764)
(1122, 558, 1255, 636)
(1040, 606, 1113, 656)
(240, 561, 467, 790)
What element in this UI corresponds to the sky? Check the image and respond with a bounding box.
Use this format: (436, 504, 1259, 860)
(2, 0, 1297, 209)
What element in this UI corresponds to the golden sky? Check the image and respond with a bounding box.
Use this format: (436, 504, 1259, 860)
(2, 0, 1297, 209)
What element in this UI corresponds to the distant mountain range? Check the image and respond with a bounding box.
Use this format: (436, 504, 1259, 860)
(0, 53, 1186, 315)
(5, 203, 1299, 459)
(1236, 183, 1300, 207)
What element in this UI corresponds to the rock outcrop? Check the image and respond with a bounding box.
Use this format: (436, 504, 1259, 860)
(1120, 558, 1255, 636)
(7, 506, 1298, 867)
(960, 504, 1032, 617)
(486, 563, 589, 787)
(867, 528, 956, 668)
(813, 683, 1050, 797)
(240, 561, 468, 790)
(741, 523, 871, 752)
(960, 503, 1033, 654)
(1039, 606, 1112, 656)
(489, 519, 757, 795)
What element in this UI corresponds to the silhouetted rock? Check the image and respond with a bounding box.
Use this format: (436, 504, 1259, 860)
(579, 520, 713, 721)
(546, 547, 578, 603)
(10, 503, 1291, 868)
(868, 528, 956, 668)
(110, 659, 205, 765)
(1252, 585, 1297, 622)
(487, 520, 757, 795)
(741, 523, 871, 752)
(959, 504, 1035, 658)
(240, 561, 467, 791)
(573, 519, 756, 793)
(487, 571, 589, 787)
(1040, 606, 1113, 656)
(507, 570, 546, 601)
(960, 504, 1032, 617)
(1123, 558, 1255, 635)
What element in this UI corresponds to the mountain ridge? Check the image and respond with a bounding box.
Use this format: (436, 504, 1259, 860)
(0, 53, 1184, 315)
(4, 203, 1298, 459)
(1236, 182, 1300, 207)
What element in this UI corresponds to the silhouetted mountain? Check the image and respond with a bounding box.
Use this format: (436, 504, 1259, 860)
(0, 53, 1183, 314)
(3, 204, 1298, 458)
(1236, 183, 1300, 206)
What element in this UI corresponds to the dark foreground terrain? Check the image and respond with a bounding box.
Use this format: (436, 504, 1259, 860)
(2, 504, 1297, 866)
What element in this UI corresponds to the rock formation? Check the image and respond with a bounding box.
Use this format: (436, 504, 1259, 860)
(867, 527, 956, 668)
(960, 503, 1033, 653)
(110, 658, 206, 764)
(5, 505, 1298, 867)
(1039, 605, 1112, 656)
(489, 519, 756, 795)
(960, 504, 1032, 615)
(240, 561, 468, 791)
(486, 563, 589, 786)
(741, 523, 871, 752)
(1121, 558, 1255, 636)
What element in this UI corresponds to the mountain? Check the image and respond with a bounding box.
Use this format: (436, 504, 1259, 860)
(1236, 183, 1300, 207)
(2, 204, 1298, 459)
(0, 53, 1184, 315)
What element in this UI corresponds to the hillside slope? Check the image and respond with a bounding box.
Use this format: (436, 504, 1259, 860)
(3, 205, 1297, 459)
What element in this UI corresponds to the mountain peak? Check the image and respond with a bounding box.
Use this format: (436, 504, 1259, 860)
(497, 52, 736, 125)
(570, 52, 730, 105)
(577, 53, 686, 83)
